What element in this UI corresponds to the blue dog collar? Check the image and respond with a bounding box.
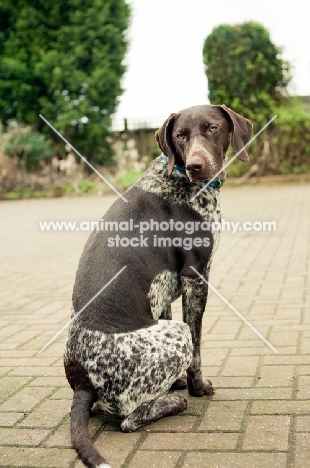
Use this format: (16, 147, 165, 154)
(161, 153, 186, 175)
(161, 153, 224, 189)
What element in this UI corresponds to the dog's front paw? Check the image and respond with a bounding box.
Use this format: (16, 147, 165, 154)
(188, 378, 214, 397)
(202, 379, 214, 395)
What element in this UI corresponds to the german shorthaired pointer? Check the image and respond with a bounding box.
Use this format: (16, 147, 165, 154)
(64, 104, 252, 467)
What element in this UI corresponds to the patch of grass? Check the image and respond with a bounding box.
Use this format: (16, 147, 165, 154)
(4, 191, 22, 200)
(61, 183, 76, 195)
(61, 179, 96, 195)
(116, 170, 143, 189)
(3, 187, 34, 200)
(20, 187, 33, 198)
(1, 185, 63, 200)
(78, 179, 96, 193)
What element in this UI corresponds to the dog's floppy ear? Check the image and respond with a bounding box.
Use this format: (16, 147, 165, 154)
(219, 105, 253, 162)
(155, 113, 177, 176)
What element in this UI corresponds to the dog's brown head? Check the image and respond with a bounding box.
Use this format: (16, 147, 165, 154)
(155, 104, 253, 182)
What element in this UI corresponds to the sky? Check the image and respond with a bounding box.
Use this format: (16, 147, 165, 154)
(113, 0, 310, 128)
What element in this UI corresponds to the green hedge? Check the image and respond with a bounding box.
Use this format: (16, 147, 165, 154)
(226, 105, 310, 177)
(1, 121, 53, 170)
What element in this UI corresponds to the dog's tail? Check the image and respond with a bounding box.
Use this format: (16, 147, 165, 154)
(70, 388, 111, 468)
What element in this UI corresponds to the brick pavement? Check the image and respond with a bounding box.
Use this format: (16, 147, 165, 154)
(0, 184, 309, 468)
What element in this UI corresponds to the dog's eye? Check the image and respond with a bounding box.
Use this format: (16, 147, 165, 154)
(209, 125, 218, 132)
(176, 133, 186, 140)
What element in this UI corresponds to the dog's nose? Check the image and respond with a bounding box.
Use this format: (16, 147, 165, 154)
(186, 163, 203, 174)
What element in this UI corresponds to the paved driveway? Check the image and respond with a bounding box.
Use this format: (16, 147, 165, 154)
(0, 184, 310, 467)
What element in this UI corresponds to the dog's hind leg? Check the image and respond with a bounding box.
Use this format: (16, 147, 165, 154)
(120, 394, 187, 433)
(170, 376, 187, 390)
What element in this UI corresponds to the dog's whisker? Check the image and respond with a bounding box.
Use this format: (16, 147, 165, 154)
(189, 266, 278, 354)
(38, 266, 127, 354)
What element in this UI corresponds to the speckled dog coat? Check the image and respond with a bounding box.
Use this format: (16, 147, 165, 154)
(64, 105, 252, 468)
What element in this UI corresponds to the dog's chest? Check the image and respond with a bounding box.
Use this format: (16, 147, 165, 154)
(135, 157, 222, 319)
(136, 156, 222, 249)
(148, 270, 180, 319)
(135, 157, 222, 222)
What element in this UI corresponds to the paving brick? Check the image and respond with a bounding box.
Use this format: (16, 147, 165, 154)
(268, 330, 299, 346)
(19, 399, 69, 428)
(200, 366, 220, 377)
(36, 342, 66, 357)
(237, 325, 270, 340)
(199, 401, 247, 431)
(295, 432, 310, 451)
(212, 387, 292, 400)
(202, 339, 263, 348)
(296, 375, 310, 399)
(0, 376, 33, 401)
(0, 349, 36, 358)
(242, 415, 290, 450)
(300, 332, 310, 354)
(221, 356, 260, 376)
(204, 334, 238, 342)
(273, 324, 310, 331)
(296, 416, 310, 432)
(0, 386, 54, 412)
(144, 414, 196, 432)
(9, 366, 65, 377)
(44, 416, 102, 447)
(2, 330, 44, 344)
(201, 348, 229, 367)
(230, 346, 274, 356)
(215, 376, 254, 388)
(128, 451, 181, 468)
(263, 355, 310, 365)
(0, 343, 20, 350)
(209, 320, 242, 335)
(175, 392, 211, 417)
(268, 345, 298, 354)
(1, 186, 310, 467)
(256, 365, 295, 387)
(140, 432, 239, 451)
(29, 376, 68, 387)
(0, 325, 26, 339)
(296, 365, 310, 375)
(0, 357, 57, 367)
(183, 452, 287, 468)
(77, 431, 141, 468)
(251, 400, 310, 414)
(0, 446, 76, 467)
(50, 387, 73, 400)
(0, 412, 24, 426)
(0, 427, 50, 445)
(294, 453, 310, 468)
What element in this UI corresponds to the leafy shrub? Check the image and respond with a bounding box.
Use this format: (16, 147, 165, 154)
(225, 104, 310, 177)
(1, 121, 53, 170)
(203, 22, 290, 130)
(270, 106, 310, 174)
